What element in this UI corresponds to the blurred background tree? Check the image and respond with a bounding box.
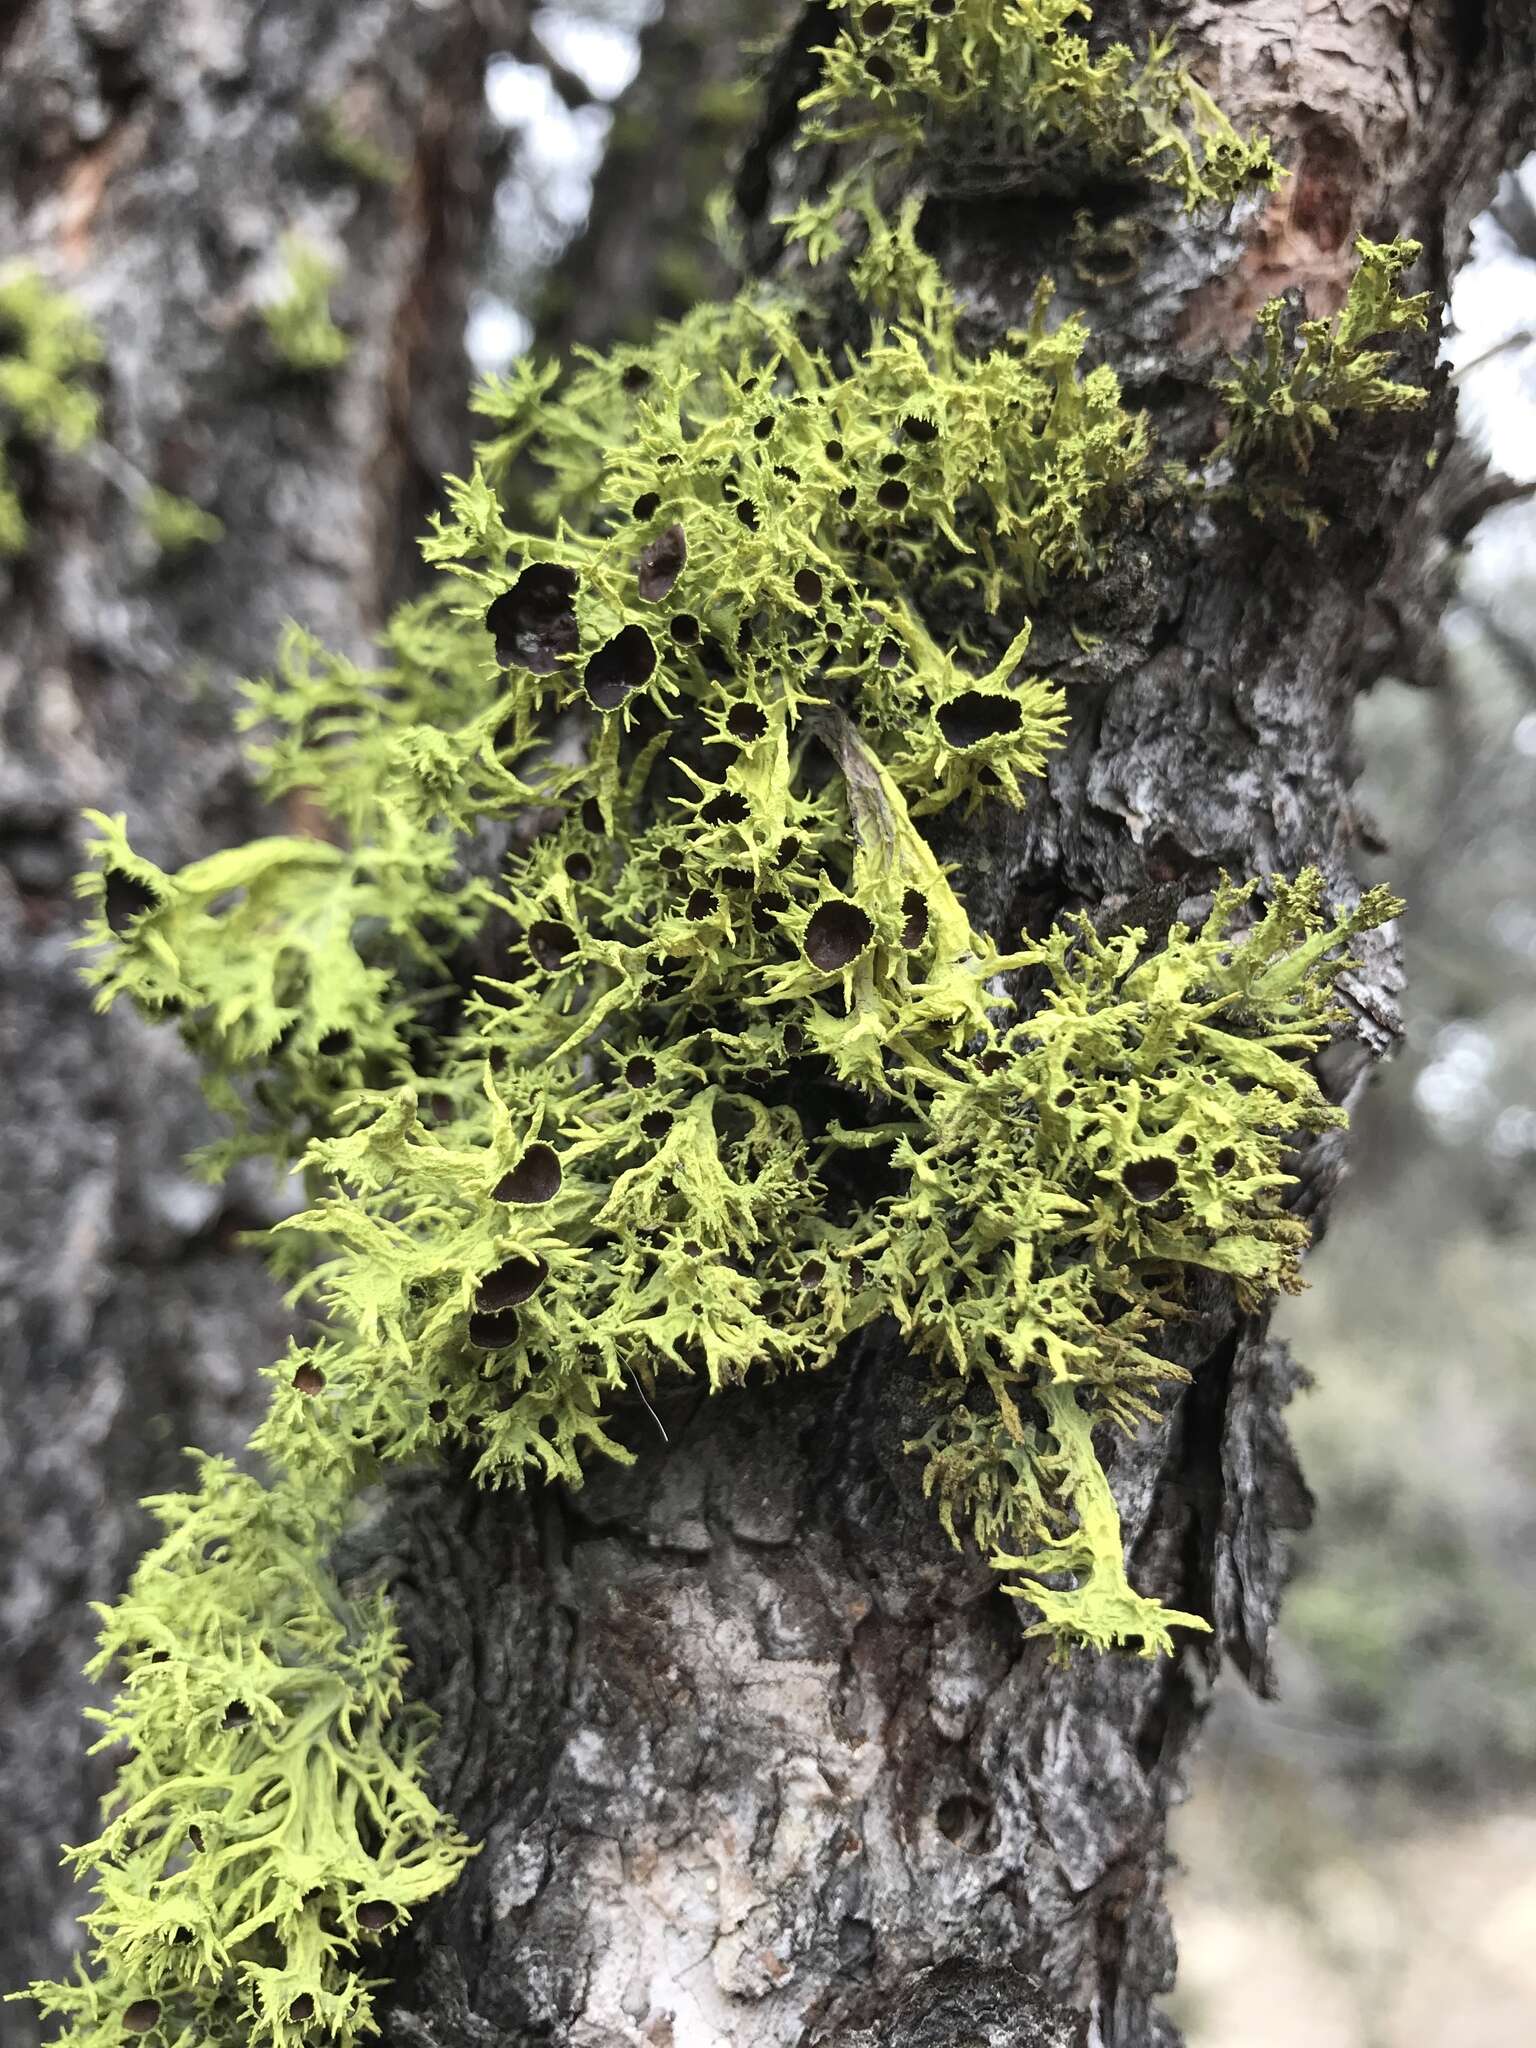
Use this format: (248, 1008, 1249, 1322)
(3, 6, 1534, 2043)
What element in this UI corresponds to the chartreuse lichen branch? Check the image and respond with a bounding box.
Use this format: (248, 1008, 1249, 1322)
(263, 235, 350, 373)
(144, 487, 225, 555)
(25, 1460, 472, 2048)
(18, 10, 1413, 2043)
(0, 264, 101, 554)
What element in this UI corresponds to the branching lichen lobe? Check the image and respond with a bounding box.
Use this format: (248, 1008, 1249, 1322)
(17, 5, 1426, 2043)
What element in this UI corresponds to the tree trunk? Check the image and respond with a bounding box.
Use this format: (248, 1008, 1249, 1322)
(0, 1, 514, 2018)
(9, 4, 1535, 2046)
(361, 7, 1536, 2048)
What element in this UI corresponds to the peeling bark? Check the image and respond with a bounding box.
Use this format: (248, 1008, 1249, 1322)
(0, 0, 515, 2018)
(364, 7, 1536, 2048)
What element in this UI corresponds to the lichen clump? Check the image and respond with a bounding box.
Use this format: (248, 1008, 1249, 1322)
(800, 0, 1280, 204)
(51, 227, 1396, 2042)
(1216, 234, 1432, 533)
(144, 486, 225, 555)
(43, 1465, 472, 2048)
(19, 7, 1417, 2045)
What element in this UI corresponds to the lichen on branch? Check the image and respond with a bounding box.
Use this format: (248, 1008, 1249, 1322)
(262, 235, 351, 374)
(26, 1462, 472, 2048)
(75, 213, 1396, 1666)
(798, 0, 1280, 206)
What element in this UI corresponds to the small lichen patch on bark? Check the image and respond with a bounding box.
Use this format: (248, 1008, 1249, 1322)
(0, 264, 101, 553)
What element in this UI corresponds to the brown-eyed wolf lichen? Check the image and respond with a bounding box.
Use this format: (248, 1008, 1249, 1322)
(18, 6, 1424, 2042)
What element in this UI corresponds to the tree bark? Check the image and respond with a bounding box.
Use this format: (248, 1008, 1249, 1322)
(0, 0, 515, 2019)
(360, 7, 1536, 2048)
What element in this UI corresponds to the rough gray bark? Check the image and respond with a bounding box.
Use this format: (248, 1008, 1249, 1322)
(358, 6, 1536, 2048)
(0, 0, 517, 2019)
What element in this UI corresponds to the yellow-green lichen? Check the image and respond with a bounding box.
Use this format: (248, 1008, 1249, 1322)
(73, 228, 1394, 1666)
(798, 0, 1280, 206)
(16, 9, 1417, 2044)
(26, 1461, 472, 2048)
(0, 265, 101, 555)
(144, 487, 225, 555)
(316, 106, 407, 189)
